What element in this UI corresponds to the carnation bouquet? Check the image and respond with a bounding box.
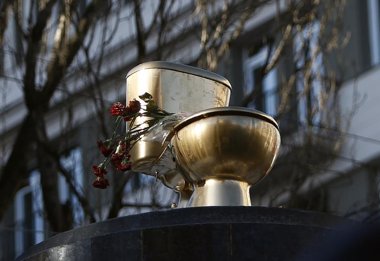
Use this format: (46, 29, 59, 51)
(92, 93, 173, 189)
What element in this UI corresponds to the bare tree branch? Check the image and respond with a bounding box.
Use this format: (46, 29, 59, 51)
(23, 0, 56, 109)
(132, 0, 147, 61)
(55, 153, 97, 223)
(0, 0, 106, 222)
(41, 0, 105, 103)
(0, 114, 36, 219)
(107, 173, 131, 219)
(0, 0, 12, 47)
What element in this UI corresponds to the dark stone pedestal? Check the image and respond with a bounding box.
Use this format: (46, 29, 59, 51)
(17, 207, 354, 261)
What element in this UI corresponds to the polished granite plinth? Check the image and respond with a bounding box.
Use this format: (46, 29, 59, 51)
(17, 207, 356, 261)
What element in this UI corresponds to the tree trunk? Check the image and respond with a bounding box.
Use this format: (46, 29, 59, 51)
(0, 114, 36, 219)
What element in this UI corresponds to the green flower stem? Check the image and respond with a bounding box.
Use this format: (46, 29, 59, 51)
(111, 116, 123, 140)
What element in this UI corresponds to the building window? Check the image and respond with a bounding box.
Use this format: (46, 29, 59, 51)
(14, 171, 44, 257)
(294, 22, 323, 126)
(13, 147, 84, 257)
(59, 148, 85, 227)
(243, 46, 278, 116)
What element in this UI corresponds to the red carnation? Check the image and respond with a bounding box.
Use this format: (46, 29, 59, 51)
(110, 102, 126, 116)
(92, 92, 168, 190)
(127, 99, 141, 114)
(92, 165, 107, 177)
(111, 153, 123, 165)
(97, 140, 113, 157)
(92, 176, 110, 189)
(111, 152, 132, 171)
(115, 141, 130, 155)
(115, 160, 132, 171)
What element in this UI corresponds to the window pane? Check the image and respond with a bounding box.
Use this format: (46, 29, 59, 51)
(368, 0, 380, 65)
(243, 46, 278, 116)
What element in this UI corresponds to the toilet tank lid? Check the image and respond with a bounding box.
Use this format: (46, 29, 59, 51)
(126, 61, 232, 90)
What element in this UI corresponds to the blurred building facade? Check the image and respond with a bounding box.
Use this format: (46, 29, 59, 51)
(1, 0, 380, 259)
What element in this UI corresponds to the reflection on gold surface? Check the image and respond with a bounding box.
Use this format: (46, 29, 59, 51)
(126, 63, 231, 192)
(188, 179, 251, 207)
(171, 107, 281, 207)
(129, 141, 165, 172)
(125, 63, 281, 208)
